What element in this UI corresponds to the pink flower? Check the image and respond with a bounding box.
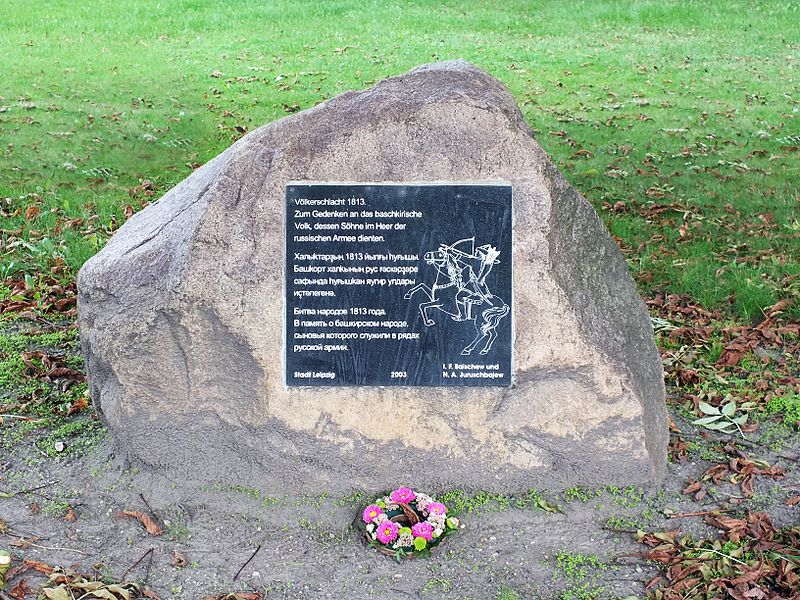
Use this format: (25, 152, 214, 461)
(426, 502, 447, 516)
(362, 504, 383, 524)
(411, 521, 433, 541)
(389, 487, 416, 503)
(376, 520, 399, 544)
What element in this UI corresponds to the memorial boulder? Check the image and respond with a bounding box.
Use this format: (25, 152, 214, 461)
(78, 61, 668, 492)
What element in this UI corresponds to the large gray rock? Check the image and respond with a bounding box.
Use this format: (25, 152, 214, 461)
(78, 61, 667, 492)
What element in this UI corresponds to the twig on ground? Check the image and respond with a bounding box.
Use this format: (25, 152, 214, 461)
(3, 528, 49, 542)
(120, 547, 154, 581)
(138, 493, 161, 525)
(691, 546, 749, 565)
(143, 546, 155, 586)
(678, 431, 800, 463)
(668, 509, 733, 519)
(0, 414, 45, 422)
(233, 544, 262, 582)
(712, 490, 748, 500)
(0, 480, 58, 498)
(602, 526, 638, 534)
(28, 542, 90, 556)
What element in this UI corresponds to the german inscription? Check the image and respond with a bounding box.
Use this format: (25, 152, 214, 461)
(285, 183, 512, 386)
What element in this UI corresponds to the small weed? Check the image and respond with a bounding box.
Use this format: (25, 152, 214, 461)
(333, 489, 366, 507)
(212, 482, 261, 501)
(261, 495, 282, 508)
(606, 515, 640, 530)
(37, 417, 105, 457)
(553, 551, 607, 600)
(291, 492, 328, 509)
(423, 578, 452, 593)
(606, 485, 644, 508)
(439, 489, 513, 514)
(162, 509, 191, 541)
(43, 499, 72, 518)
(765, 392, 800, 426)
(758, 419, 796, 452)
(562, 487, 600, 503)
(693, 399, 754, 437)
(556, 551, 606, 580)
(686, 440, 726, 462)
(496, 587, 520, 600)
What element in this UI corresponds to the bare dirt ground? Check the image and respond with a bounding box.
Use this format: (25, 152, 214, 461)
(1, 406, 797, 600)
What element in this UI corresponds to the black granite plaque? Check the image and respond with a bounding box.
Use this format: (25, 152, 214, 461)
(285, 183, 512, 386)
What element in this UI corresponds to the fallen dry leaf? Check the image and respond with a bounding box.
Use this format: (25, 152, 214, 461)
(66, 397, 89, 416)
(9, 579, 29, 600)
(22, 559, 54, 575)
(170, 549, 187, 569)
(115, 511, 162, 536)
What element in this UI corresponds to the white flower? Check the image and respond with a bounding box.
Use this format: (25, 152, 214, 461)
(428, 514, 446, 527)
(416, 493, 433, 510)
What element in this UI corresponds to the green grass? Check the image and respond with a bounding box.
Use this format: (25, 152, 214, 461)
(1, 0, 798, 318)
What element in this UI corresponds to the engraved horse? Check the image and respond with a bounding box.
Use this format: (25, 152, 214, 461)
(404, 238, 509, 355)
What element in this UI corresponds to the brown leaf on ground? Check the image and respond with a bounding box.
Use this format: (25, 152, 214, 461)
(21, 559, 54, 575)
(639, 511, 800, 598)
(9, 536, 40, 549)
(170, 550, 187, 569)
(645, 575, 663, 591)
(669, 435, 689, 463)
(682, 479, 702, 495)
(115, 511, 162, 536)
(706, 513, 747, 543)
(785, 496, 800, 506)
(46, 366, 86, 382)
(9, 579, 30, 600)
(64, 508, 76, 522)
(66, 397, 89, 415)
(703, 463, 730, 484)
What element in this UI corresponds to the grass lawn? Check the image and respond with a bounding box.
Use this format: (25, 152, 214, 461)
(1, 0, 798, 319)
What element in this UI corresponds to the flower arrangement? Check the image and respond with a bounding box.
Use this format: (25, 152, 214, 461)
(361, 487, 463, 559)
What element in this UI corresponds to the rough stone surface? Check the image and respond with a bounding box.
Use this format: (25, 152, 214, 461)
(78, 61, 668, 493)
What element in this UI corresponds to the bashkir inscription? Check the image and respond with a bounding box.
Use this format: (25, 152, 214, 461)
(285, 183, 513, 386)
